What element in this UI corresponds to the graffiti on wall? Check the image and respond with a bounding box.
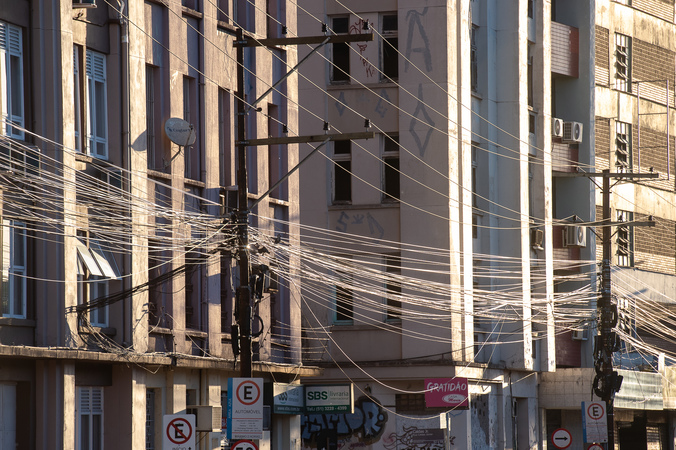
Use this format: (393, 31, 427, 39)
(410, 84, 436, 157)
(350, 19, 376, 78)
(301, 396, 388, 446)
(335, 211, 385, 239)
(382, 426, 449, 450)
(404, 8, 433, 73)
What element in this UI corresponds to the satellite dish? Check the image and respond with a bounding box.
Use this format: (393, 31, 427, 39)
(164, 118, 196, 146)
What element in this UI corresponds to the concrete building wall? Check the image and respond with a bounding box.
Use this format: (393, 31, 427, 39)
(0, 1, 315, 449)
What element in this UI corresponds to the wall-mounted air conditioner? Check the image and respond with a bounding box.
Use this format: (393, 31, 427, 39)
(530, 228, 544, 250)
(564, 225, 586, 247)
(73, 0, 97, 8)
(552, 118, 564, 138)
(572, 328, 588, 341)
(186, 405, 222, 432)
(562, 122, 583, 143)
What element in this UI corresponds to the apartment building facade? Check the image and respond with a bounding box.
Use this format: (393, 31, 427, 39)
(0, 1, 315, 449)
(297, 0, 558, 448)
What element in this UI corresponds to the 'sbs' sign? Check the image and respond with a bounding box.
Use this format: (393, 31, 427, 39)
(424, 378, 469, 409)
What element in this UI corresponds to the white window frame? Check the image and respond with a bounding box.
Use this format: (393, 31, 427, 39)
(85, 50, 108, 159)
(2, 220, 26, 319)
(616, 210, 634, 267)
(615, 121, 631, 171)
(77, 386, 104, 450)
(615, 33, 631, 93)
(0, 21, 24, 139)
(74, 47, 82, 152)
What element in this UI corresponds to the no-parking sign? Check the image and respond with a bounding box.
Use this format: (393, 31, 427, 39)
(163, 414, 195, 450)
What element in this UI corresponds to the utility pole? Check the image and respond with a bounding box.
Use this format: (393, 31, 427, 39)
(233, 27, 374, 377)
(558, 168, 657, 448)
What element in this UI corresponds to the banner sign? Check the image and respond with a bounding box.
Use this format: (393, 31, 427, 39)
(272, 383, 304, 414)
(424, 378, 469, 408)
(304, 384, 354, 413)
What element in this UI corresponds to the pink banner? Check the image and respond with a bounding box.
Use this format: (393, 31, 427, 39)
(424, 378, 469, 408)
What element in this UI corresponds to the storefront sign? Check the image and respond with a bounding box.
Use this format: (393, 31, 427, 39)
(272, 383, 304, 414)
(305, 384, 353, 413)
(424, 378, 469, 408)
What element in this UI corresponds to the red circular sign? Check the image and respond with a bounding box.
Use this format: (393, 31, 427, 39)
(166, 417, 193, 445)
(236, 380, 261, 405)
(587, 402, 605, 420)
(232, 439, 258, 450)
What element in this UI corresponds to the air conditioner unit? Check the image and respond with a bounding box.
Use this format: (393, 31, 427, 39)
(530, 228, 544, 250)
(552, 118, 564, 138)
(73, 0, 97, 8)
(564, 225, 586, 247)
(562, 122, 583, 143)
(186, 405, 222, 432)
(572, 328, 588, 341)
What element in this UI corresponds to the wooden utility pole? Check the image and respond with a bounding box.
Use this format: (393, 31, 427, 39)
(558, 168, 657, 448)
(233, 27, 373, 377)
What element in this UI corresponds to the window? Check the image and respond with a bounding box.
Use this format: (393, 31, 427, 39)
(527, 43, 534, 107)
(615, 121, 631, 171)
(77, 387, 103, 450)
(381, 14, 398, 82)
(1, 220, 26, 318)
(331, 17, 350, 83)
(88, 277, 108, 327)
(528, 0, 535, 18)
(615, 33, 631, 93)
(146, 389, 156, 450)
(471, 146, 479, 238)
(85, 50, 108, 159)
(74, 47, 82, 152)
(470, 26, 478, 92)
(268, 103, 288, 200)
(76, 237, 120, 327)
(235, 0, 255, 32)
(616, 210, 633, 267)
(335, 283, 353, 323)
(382, 134, 399, 202)
(385, 255, 401, 321)
(0, 21, 24, 139)
(332, 140, 351, 203)
(218, 88, 233, 187)
(183, 76, 201, 180)
(217, 0, 229, 23)
(146, 65, 158, 170)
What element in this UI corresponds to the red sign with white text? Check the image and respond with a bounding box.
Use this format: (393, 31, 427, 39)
(424, 378, 469, 408)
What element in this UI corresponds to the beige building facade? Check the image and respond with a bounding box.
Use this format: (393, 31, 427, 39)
(0, 1, 315, 449)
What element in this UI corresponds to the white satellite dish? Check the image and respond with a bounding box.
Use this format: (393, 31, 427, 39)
(165, 118, 196, 146)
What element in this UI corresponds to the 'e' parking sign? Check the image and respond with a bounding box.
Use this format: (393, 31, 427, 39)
(227, 378, 264, 440)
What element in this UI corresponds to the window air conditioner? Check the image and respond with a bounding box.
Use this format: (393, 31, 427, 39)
(186, 405, 222, 432)
(564, 225, 586, 247)
(552, 118, 564, 138)
(571, 328, 588, 341)
(530, 228, 544, 250)
(562, 122, 583, 143)
(73, 0, 97, 7)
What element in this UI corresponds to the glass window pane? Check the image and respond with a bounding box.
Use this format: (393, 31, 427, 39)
(80, 415, 90, 450)
(95, 81, 106, 139)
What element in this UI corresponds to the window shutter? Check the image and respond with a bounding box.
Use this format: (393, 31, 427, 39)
(79, 387, 91, 413)
(91, 387, 103, 413)
(7, 26, 20, 57)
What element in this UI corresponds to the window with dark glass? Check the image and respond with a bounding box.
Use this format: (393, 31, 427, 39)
(331, 17, 350, 82)
(381, 14, 398, 81)
(382, 134, 399, 202)
(333, 140, 351, 203)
